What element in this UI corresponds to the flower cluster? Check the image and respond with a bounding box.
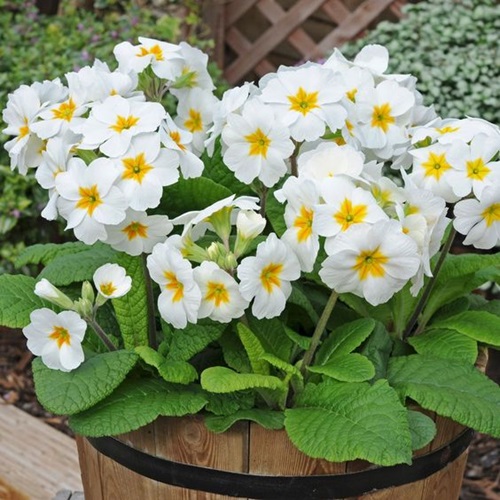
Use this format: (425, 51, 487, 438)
(4, 40, 500, 372)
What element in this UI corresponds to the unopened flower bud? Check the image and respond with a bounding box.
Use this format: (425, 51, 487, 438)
(81, 281, 95, 304)
(236, 210, 266, 240)
(34, 279, 75, 310)
(73, 297, 94, 318)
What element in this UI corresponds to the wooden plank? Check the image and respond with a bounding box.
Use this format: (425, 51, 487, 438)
(226, 0, 260, 25)
(225, 0, 327, 83)
(313, 0, 397, 56)
(76, 436, 104, 500)
(321, 0, 351, 24)
(0, 404, 83, 500)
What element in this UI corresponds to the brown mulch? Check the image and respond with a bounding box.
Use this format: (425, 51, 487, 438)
(1, 327, 499, 499)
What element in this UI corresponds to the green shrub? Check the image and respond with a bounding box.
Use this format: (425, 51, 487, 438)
(341, 0, 499, 124)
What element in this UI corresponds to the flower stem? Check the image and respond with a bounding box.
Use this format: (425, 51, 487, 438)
(300, 290, 339, 376)
(86, 317, 116, 351)
(403, 227, 456, 340)
(142, 254, 158, 349)
(260, 185, 268, 217)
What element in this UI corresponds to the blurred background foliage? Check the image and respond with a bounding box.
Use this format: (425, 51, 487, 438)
(0, 0, 220, 273)
(342, 0, 500, 124)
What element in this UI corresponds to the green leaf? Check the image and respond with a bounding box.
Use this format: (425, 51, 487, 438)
(409, 329, 478, 364)
(265, 190, 286, 237)
(408, 410, 436, 451)
(287, 285, 320, 323)
(340, 294, 392, 324)
(158, 177, 232, 218)
(389, 284, 419, 335)
(237, 322, 270, 375)
(429, 311, 500, 347)
(388, 354, 500, 437)
(111, 254, 148, 349)
(69, 378, 207, 437)
(437, 253, 500, 283)
(247, 316, 294, 362)
(39, 244, 118, 286)
(201, 366, 286, 393)
(32, 351, 139, 415)
(219, 330, 251, 373)
(204, 391, 255, 416)
(316, 318, 375, 365)
(0, 274, 54, 328)
(308, 353, 375, 382)
(285, 380, 412, 466)
(135, 346, 197, 384)
(284, 326, 311, 351)
(205, 409, 285, 433)
(166, 321, 225, 362)
(261, 353, 303, 379)
(15, 242, 88, 268)
(359, 323, 393, 381)
(430, 297, 470, 323)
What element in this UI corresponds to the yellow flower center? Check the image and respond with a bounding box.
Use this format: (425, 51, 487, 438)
(436, 125, 459, 135)
(184, 109, 203, 133)
(353, 247, 389, 281)
(466, 158, 490, 181)
(138, 44, 164, 61)
(110, 115, 140, 133)
(293, 205, 314, 243)
(371, 103, 395, 132)
(334, 199, 368, 231)
(49, 325, 71, 349)
(169, 131, 187, 151)
(245, 128, 271, 157)
(164, 271, 184, 302)
(52, 98, 77, 122)
(422, 152, 451, 180)
(205, 282, 230, 307)
(288, 87, 319, 116)
(100, 282, 117, 296)
(18, 117, 29, 139)
(346, 88, 358, 102)
(371, 186, 392, 207)
(482, 203, 500, 227)
(260, 263, 284, 293)
(406, 204, 420, 216)
(76, 185, 102, 216)
(122, 153, 153, 183)
(122, 221, 148, 240)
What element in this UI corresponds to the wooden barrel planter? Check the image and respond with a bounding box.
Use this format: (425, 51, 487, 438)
(76, 414, 472, 499)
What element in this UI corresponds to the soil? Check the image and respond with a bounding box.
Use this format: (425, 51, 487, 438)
(1, 326, 499, 499)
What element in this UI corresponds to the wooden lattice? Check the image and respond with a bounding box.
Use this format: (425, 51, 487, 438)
(204, 0, 409, 84)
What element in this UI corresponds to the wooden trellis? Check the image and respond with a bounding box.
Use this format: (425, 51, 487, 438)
(204, 0, 409, 84)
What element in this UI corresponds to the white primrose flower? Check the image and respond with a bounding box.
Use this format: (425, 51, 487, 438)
(296, 142, 365, 182)
(147, 241, 202, 328)
(454, 185, 500, 250)
(278, 177, 321, 272)
(221, 99, 294, 187)
(114, 37, 182, 80)
(56, 157, 128, 245)
(93, 263, 132, 299)
(324, 44, 389, 76)
(105, 209, 173, 256)
(260, 65, 347, 142)
(408, 143, 459, 203)
(447, 134, 500, 199)
(2, 84, 46, 174)
(160, 115, 204, 178)
(319, 220, 420, 306)
(237, 233, 300, 319)
(175, 88, 217, 155)
(114, 133, 179, 211)
(80, 95, 165, 157)
(236, 210, 267, 240)
(23, 308, 87, 372)
(193, 261, 249, 323)
(314, 176, 388, 255)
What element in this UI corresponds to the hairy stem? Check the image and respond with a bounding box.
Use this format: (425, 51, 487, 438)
(403, 227, 456, 340)
(142, 254, 158, 349)
(86, 317, 116, 351)
(260, 185, 268, 217)
(300, 290, 339, 376)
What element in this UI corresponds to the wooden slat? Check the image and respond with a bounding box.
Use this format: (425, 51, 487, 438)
(203, 0, 226, 67)
(76, 437, 104, 500)
(313, 0, 398, 56)
(226, 0, 260, 25)
(0, 404, 83, 500)
(321, 0, 352, 24)
(389, 0, 406, 18)
(224, 0, 327, 83)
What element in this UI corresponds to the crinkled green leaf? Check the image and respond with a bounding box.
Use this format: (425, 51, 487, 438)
(288, 285, 319, 323)
(388, 354, 500, 437)
(265, 190, 286, 237)
(0, 274, 53, 328)
(284, 326, 311, 351)
(429, 311, 500, 347)
(32, 351, 139, 415)
(39, 244, 118, 286)
(285, 380, 412, 466)
(360, 322, 393, 381)
(15, 241, 88, 268)
(316, 318, 375, 365)
(219, 330, 251, 373)
(340, 294, 392, 324)
(247, 316, 294, 362)
(204, 391, 255, 416)
(409, 329, 477, 364)
(261, 353, 302, 379)
(308, 353, 375, 382)
(201, 366, 286, 393)
(430, 297, 470, 323)
(69, 378, 207, 437)
(112, 254, 148, 349)
(407, 410, 436, 451)
(237, 322, 270, 375)
(205, 409, 285, 433)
